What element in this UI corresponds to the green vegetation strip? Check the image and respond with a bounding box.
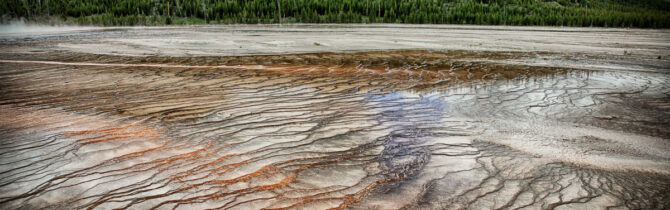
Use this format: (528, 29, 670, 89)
(2, 0, 669, 28)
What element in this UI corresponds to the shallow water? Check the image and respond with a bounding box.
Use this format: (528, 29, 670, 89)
(0, 25, 668, 209)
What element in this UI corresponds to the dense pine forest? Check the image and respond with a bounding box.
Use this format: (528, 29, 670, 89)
(2, 0, 669, 28)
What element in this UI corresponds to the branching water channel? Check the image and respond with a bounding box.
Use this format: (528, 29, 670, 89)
(0, 25, 668, 209)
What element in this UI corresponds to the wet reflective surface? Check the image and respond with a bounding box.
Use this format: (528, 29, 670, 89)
(0, 25, 669, 209)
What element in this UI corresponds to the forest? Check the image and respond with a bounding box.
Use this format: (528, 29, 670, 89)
(1, 0, 669, 28)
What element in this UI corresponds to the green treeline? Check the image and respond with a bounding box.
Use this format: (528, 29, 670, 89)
(2, 0, 669, 28)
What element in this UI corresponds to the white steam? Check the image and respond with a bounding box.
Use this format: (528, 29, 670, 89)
(0, 20, 94, 36)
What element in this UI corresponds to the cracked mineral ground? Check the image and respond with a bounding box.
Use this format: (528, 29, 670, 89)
(0, 24, 669, 209)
